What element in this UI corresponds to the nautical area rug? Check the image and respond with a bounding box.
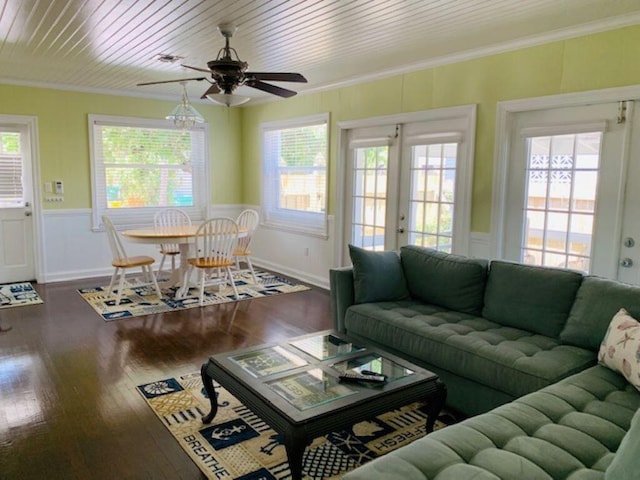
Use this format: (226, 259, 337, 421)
(0, 282, 43, 309)
(78, 269, 310, 321)
(137, 372, 454, 480)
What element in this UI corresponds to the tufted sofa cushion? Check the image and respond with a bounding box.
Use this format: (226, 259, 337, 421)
(344, 365, 640, 480)
(345, 301, 595, 398)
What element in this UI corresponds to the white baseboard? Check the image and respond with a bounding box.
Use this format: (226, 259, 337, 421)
(252, 257, 329, 290)
(43, 267, 113, 284)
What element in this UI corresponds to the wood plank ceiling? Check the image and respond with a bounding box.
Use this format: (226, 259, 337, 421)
(1, 0, 640, 105)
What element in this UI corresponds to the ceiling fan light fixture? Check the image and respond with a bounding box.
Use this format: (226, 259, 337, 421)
(166, 82, 205, 129)
(206, 93, 251, 107)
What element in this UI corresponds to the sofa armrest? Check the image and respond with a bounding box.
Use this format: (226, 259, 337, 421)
(330, 267, 355, 333)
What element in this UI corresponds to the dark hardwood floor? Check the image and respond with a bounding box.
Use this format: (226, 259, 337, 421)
(0, 276, 331, 479)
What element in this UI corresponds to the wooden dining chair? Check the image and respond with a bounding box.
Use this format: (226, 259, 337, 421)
(181, 217, 240, 306)
(234, 209, 260, 284)
(153, 208, 191, 281)
(102, 215, 162, 306)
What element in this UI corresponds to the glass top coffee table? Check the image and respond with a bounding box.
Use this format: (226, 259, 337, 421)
(200, 330, 446, 480)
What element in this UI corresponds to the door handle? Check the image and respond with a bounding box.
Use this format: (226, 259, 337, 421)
(621, 258, 633, 268)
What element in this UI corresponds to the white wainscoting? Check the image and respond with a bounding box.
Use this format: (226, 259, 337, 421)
(40, 205, 245, 283)
(469, 232, 491, 259)
(40, 207, 490, 288)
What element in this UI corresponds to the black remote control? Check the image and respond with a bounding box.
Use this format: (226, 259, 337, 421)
(338, 372, 387, 383)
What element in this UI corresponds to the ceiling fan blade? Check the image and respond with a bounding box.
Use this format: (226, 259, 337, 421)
(181, 64, 212, 74)
(246, 72, 307, 83)
(247, 80, 297, 98)
(200, 83, 221, 98)
(137, 77, 207, 86)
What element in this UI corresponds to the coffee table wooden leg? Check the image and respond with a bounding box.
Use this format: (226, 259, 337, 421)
(425, 379, 447, 433)
(200, 361, 219, 424)
(284, 430, 308, 480)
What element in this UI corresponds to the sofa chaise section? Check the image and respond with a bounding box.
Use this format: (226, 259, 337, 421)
(343, 365, 640, 480)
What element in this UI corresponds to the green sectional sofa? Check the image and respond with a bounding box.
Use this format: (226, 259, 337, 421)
(330, 245, 640, 479)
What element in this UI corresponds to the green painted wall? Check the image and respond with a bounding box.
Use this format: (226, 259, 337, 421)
(241, 25, 640, 233)
(0, 84, 243, 208)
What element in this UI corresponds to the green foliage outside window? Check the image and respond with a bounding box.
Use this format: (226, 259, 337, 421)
(102, 126, 194, 208)
(0, 132, 20, 154)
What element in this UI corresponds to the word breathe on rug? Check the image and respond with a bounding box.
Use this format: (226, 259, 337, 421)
(0, 282, 43, 309)
(78, 270, 310, 321)
(137, 372, 452, 480)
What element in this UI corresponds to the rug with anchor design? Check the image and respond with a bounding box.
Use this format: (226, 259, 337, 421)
(137, 371, 456, 480)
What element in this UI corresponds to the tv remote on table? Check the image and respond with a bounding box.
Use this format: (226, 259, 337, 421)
(338, 372, 387, 383)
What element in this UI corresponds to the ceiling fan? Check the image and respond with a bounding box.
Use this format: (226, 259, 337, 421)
(137, 24, 307, 104)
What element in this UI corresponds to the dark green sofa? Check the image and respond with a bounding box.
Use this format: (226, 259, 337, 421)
(331, 246, 640, 479)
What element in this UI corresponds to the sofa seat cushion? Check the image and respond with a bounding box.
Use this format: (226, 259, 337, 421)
(344, 365, 640, 480)
(345, 302, 595, 398)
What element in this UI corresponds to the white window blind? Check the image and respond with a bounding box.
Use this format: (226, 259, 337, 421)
(262, 114, 329, 236)
(89, 115, 209, 230)
(0, 130, 24, 207)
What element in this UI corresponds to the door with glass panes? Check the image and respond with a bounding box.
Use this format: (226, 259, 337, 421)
(502, 101, 636, 281)
(343, 110, 475, 257)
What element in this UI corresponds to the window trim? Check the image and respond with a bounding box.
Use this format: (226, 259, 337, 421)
(260, 113, 329, 238)
(89, 114, 210, 231)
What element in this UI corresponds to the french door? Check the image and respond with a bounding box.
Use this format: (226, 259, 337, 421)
(502, 101, 640, 283)
(0, 121, 36, 283)
(341, 107, 476, 258)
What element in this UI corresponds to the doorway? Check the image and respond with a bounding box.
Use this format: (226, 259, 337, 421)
(494, 92, 640, 284)
(337, 106, 476, 264)
(0, 116, 41, 283)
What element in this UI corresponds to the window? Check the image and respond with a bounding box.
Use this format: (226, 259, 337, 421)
(408, 141, 459, 253)
(89, 115, 209, 230)
(521, 132, 601, 272)
(0, 129, 24, 207)
(261, 114, 329, 236)
(351, 144, 389, 251)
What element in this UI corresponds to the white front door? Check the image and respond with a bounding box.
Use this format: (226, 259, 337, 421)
(502, 101, 633, 280)
(0, 124, 36, 283)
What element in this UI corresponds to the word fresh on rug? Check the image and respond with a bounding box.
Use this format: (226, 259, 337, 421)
(137, 372, 453, 480)
(0, 282, 43, 309)
(78, 270, 310, 321)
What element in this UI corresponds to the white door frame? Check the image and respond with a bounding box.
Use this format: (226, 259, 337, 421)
(491, 84, 640, 263)
(0, 115, 44, 283)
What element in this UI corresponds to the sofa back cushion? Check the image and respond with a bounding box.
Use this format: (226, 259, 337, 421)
(562, 275, 640, 350)
(349, 244, 409, 304)
(482, 261, 583, 337)
(399, 245, 488, 314)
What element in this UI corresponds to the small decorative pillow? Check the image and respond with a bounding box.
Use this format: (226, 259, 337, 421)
(598, 308, 640, 392)
(348, 244, 409, 304)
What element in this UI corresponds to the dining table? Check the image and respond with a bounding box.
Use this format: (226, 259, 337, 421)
(122, 224, 247, 299)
